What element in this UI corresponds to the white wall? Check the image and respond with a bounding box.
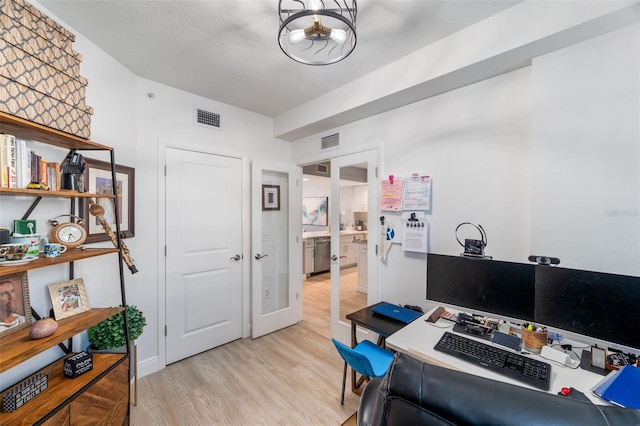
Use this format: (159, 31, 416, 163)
(531, 24, 640, 276)
(292, 23, 640, 310)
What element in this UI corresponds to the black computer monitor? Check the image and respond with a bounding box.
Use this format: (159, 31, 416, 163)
(534, 266, 640, 350)
(426, 253, 535, 321)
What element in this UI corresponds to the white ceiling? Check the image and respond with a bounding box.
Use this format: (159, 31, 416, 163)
(39, 0, 519, 118)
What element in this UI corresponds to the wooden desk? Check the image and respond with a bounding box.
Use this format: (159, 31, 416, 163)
(345, 303, 423, 394)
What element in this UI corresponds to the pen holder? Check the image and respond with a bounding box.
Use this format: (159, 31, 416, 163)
(521, 327, 547, 354)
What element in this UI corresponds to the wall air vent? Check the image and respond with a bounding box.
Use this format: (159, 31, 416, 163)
(321, 133, 340, 150)
(316, 163, 329, 174)
(194, 107, 221, 129)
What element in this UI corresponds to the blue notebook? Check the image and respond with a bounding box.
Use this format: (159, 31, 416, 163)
(593, 365, 640, 409)
(372, 303, 423, 324)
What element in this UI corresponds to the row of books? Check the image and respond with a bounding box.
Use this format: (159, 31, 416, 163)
(0, 133, 61, 190)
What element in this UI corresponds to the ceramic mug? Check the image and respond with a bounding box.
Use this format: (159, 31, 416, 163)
(0, 243, 30, 260)
(43, 243, 68, 258)
(11, 235, 48, 255)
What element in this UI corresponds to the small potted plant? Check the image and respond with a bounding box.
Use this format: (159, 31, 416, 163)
(88, 305, 146, 351)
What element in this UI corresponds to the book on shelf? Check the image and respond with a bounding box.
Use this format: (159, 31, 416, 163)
(39, 158, 48, 187)
(16, 138, 31, 189)
(0, 134, 7, 187)
(47, 162, 61, 191)
(1, 133, 17, 188)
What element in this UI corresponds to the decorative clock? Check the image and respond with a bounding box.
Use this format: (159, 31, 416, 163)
(48, 215, 87, 248)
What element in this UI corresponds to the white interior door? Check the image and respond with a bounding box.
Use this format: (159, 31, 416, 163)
(251, 160, 301, 338)
(165, 148, 243, 364)
(330, 150, 379, 344)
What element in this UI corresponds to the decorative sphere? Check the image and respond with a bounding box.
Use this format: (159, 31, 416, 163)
(30, 318, 59, 339)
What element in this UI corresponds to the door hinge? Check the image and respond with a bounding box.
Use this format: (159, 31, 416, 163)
(375, 166, 378, 178)
(376, 244, 378, 255)
(164, 165, 167, 177)
(164, 325, 167, 336)
(164, 245, 167, 257)
(296, 293, 299, 300)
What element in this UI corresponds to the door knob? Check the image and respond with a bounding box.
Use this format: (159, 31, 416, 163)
(331, 255, 346, 261)
(255, 253, 268, 260)
(230, 254, 241, 261)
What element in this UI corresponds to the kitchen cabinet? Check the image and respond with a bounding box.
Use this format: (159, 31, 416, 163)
(339, 233, 366, 268)
(356, 241, 368, 293)
(353, 185, 368, 212)
(339, 235, 355, 267)
(0, 112, 130, 425)
(303, 239, 314, 275)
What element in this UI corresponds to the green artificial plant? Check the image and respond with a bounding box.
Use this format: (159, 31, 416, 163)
(88, 305, 146, 350)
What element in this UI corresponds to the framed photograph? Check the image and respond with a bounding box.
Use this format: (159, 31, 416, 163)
(302, 196, 328, 226)
(0, 272, 31, 337)
(48, 278, 90, 320)
(82, 158, 135, 243)
(262, 184, 280, 211)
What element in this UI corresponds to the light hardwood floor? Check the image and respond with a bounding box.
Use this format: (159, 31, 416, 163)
(130, 267, 366, 425)
(298, 267, 367, 340)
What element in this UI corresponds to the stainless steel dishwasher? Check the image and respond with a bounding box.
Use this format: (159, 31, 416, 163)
(313, 237, 331, 273)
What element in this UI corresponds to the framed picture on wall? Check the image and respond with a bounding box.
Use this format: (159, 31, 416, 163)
(302, 196, 328, 226)
(82, 158, 135, 243)
(262, 185, 281, 211)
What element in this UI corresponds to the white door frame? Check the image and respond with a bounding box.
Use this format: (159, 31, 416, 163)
(157, 138, 251, 370)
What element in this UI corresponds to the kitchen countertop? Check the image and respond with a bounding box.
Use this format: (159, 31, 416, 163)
(303, 230, 368, 239)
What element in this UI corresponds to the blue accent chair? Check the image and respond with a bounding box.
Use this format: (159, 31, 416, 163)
(332, 338, 395, 405)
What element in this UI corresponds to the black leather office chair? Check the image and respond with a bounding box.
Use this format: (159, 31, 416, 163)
(358, 353, 640, 426)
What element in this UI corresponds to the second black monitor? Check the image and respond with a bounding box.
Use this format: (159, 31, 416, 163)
(426, 253, 535, 321)
(534, 266, 640, 350)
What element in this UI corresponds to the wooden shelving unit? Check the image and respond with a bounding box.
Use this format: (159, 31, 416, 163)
(0, 354, 128, 426)
(0, 307, 124, 372)
(0, 248, 118, 275)
(0, 112, 110, 151)
(0, 187, 115, 199)
(0, 112, 130, 425)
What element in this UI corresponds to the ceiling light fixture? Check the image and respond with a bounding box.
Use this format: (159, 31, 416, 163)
(278, 0, 357, 65)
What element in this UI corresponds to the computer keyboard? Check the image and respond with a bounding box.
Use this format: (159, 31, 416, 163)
(434, 331, 551, 391)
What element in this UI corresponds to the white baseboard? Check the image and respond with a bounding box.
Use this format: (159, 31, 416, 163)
(136, 355, 160, 379)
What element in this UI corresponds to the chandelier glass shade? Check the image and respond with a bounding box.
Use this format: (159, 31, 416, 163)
(278, 0, 357, 65)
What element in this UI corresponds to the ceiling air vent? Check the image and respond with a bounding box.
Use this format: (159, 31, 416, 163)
(195, 107, 221, 129)
(321, 133, 340, 150)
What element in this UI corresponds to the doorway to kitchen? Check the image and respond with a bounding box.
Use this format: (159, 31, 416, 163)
(299, 153, 375, 342)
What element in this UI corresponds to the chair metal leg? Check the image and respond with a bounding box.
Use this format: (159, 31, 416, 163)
(341, 360, 347, 405)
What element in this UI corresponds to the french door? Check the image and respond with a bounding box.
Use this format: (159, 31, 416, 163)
(251, 160, 301, 338)
(330, 150, 379, 344)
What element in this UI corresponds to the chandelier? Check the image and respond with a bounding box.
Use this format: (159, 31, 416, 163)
(278, 0, 357, 65)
